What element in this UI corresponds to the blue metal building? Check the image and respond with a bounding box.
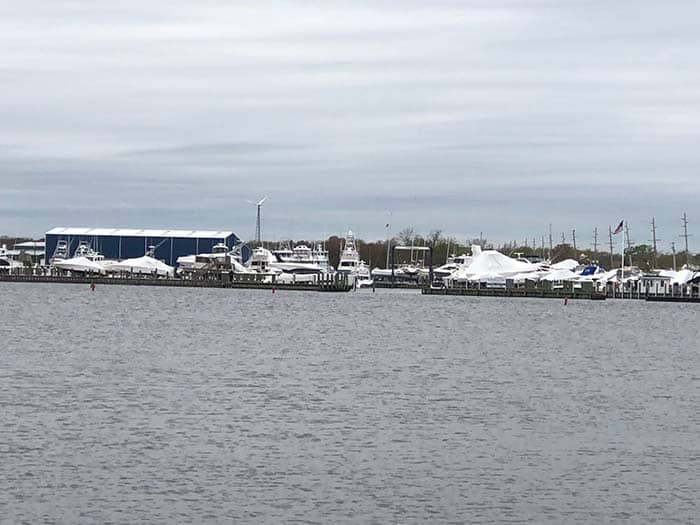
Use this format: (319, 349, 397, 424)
(45, 227, 242, 266)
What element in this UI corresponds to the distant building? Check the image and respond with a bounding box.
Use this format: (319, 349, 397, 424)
(15, 241, 45, 265)
(45, 228, 242, 266)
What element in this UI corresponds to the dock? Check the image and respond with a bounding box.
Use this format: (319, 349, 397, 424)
(422, 286, 606, 300)
(644, 295, 700, 304)
(423, 279, 606, 300)
(0, 272, 354, 292)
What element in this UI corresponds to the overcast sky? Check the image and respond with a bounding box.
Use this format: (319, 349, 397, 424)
(1, 0, 698, 249)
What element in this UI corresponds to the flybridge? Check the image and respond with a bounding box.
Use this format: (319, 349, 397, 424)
(45, 227, 234, 239)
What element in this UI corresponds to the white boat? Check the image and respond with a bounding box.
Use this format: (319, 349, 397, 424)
(271, 241, 294, 262)
(337, 230, 371, 281)
(267, 244, 325, 274)
(50, 239, 69, 264)
(105, 255, 174, 276)
(0, 244, 23, 271)
(312, 243, 334, 273)
(73, 241, 105, 262)
(0, 257, 22, 271)
(177, 243, 253, 273)
(272, 241, 333, 274)
(53, 256, 105, 274)
(371, 265, 420, 283)
(445, 247, 540, 286)
(430, 253, 473, 279)
(247, 247, 277, 273)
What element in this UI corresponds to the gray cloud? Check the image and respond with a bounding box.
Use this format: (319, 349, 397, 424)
(0, 0, 698, 249)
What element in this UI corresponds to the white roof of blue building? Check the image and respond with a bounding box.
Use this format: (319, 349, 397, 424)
(46, 227, 234, 238)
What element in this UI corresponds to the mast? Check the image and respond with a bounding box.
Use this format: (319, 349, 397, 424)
(608, 225, 614, 270)
(624, 222, 632, 266)
(572, 229, 577, 253)
(671, 241, 677, 271)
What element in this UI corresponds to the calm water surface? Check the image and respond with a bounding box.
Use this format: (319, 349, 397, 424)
(1, 283, 699, 523)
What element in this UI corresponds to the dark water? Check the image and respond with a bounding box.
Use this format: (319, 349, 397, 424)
(1, 283, 698, 523)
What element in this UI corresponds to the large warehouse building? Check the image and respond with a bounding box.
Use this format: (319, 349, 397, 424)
(45, 227, 243, 266)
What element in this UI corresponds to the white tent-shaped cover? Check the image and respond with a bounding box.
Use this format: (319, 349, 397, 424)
(551, 259, 579, 271)
(450, 249, 537, 283)
(666, 269, 697, 285)
(53, 256, 105, 274)
(540, 268, 578, 281)
(106, 256, 174, 276)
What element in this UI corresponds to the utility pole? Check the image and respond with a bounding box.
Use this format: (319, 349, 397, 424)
(680, 212, 691, 267)
(593, 227, 599, 262)
(650, 217, 658, 269)
(541, 236, 545, 259)
(572, 229, 577, 252)
(608, 225, 614, 270)
(671, 241, 677, 271)
(624, 222, 633, 267)
(548, 223, 553, 259)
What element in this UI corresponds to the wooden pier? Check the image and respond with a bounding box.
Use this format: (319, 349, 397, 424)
(0, 271, 353, 292)
(422, 286, 606, 300)
(644, 295, 700, 304)
(423, 279, 606, 300)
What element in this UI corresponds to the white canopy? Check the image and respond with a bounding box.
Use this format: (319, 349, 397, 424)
(663, 269, 697, 285)
(106, 256, 174, 276)
(540, 268, 578, 281)
(450, 249, 537, 282)
(53, 256, 105, 274)
(551, 259, 579, 271)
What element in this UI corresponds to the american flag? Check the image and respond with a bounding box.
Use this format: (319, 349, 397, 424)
(613, 220, 624, 235)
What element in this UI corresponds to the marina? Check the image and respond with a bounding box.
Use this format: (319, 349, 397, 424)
(2, 227, 699, 302)
(5, 1, 700, 522)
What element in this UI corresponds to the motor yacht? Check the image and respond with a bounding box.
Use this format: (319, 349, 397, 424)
(177, 243, 252, 273)
(73, 241, 105, 262)
(50, 239, 69, 264)
(337, 230, 371, 278)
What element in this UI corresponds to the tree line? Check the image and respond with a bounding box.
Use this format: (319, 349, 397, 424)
(280, 227, 699, 271)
